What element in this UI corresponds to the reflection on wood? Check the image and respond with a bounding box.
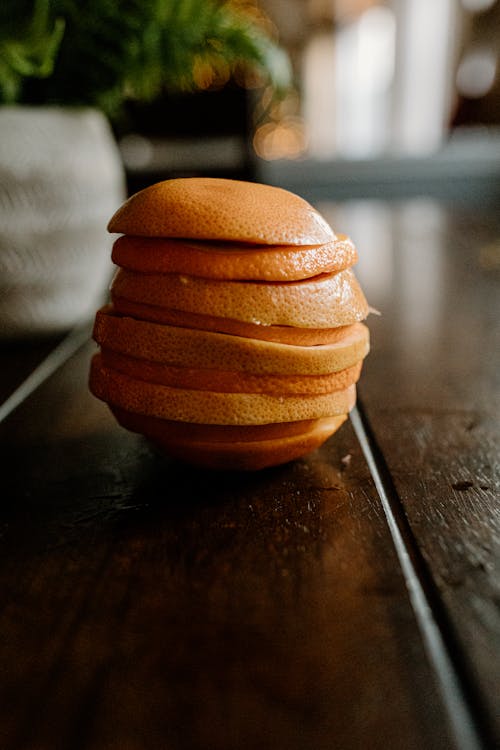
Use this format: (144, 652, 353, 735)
(351, 201, 500, 746)
(0, 199, 498, 748)
(0, 344, 454, 750)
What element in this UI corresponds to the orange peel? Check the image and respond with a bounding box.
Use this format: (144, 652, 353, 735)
(111, 234, 357, 281)
(112, 408, 348, 471)
(89, 353, 357, 424)
(100, 348, 362, 395)
(108, 177, 335, 246)
(109, 298, 357, 345)
(93, 307, 370, 376)
(111, 268, 369, 329)
(110, 406, 343, 442)
(89, 177, 372, 469)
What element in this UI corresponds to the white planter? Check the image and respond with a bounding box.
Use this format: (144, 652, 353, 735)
(0, 106, 126, 337)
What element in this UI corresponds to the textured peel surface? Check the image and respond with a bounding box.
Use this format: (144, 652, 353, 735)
(111, 268, 369, 328)
(108, 177, 335, 246)
(110, 299, 358, 345)
(92, 176, 372, 468)
(93, 307, 370, 375)
(101, 348, 362, 395)
(90, 353, 357, 424)
(110, 406, 343, 442)
(113, 409, 347, 470)
(111, 234, 357, 281)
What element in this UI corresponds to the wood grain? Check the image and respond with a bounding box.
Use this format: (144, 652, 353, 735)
(0, 343, 456, 750)
(334, 201, 500, 746)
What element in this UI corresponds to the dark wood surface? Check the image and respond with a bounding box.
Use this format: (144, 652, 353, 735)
(320, 199, 500, 747)
(1, 199, 499, 749)
(351, 202, 500, 746)
(0, 335, 64, 404)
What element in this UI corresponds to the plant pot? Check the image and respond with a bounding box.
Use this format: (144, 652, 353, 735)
(0, 106, 126, 338)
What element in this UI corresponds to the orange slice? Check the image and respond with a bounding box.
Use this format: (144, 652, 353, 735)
(111, 234, 357, 281)
(110, 406, 341, 442)
(101, 348, 362, 394)
(108, 177, 335, 246)
(110, 298, 357, 346)
(93, 307, 370, 375)
(112, 408, 348, 471)
(111, 268, 369, 328)
(89, 353, 357, 424)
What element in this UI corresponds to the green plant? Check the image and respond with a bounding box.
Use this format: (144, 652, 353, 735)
(0, 0, 291, 114)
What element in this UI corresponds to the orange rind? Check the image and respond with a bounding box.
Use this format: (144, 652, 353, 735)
(111, 234, 357, 281)
(110, 407, 344, 442)
(111, 268, 369, 329)
(100, 348, 362, 394)
(89, 353, 357, 424)
(109, 299, 357, 345)
(89, 177, 371, 469)
(93, 308, 370, 376)
(108, 177, 335, 245)
(112, 408, 348, 471)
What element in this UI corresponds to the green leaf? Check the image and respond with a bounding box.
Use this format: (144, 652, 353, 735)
(0, 0, 292, 112)
(0, 0, 65, 102)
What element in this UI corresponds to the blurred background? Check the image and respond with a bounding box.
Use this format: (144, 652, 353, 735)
(113, 0, 500, 205)
(2, 0, 500, 204)
(0, 0, 499, 338)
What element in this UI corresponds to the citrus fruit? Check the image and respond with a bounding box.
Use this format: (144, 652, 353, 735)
(110, 268, 369, 328)
(111, 234, 357, 281)
(100, 348, 362, 394)
(93, 307, 370, 376)
(89, 353, 357, 424)
(110, 406, 343, 442)
(108, 298, 357, 345)
(113, 410, 348, 471)
(108, 177, 335, 245)
(90, 176, 371, 469)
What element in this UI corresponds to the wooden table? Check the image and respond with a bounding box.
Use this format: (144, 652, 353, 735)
(0, 199, 499, 750)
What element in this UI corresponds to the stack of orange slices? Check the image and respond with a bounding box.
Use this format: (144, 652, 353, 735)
(89, 178, 370, 470)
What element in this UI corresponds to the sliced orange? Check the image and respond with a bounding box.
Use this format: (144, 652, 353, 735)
(111, 268, 369, 328)
(112, 409, 348, 471)
(110, 298, 357, 345)
(108, 177, 335, 246)
(93, 307, 370, 375)
(91, 176, 371, 469)
(110, 406, 340, 442)
(111, 234, 357, 281)
(100, 348, 362, 394)
(89, 353, 357, 424)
